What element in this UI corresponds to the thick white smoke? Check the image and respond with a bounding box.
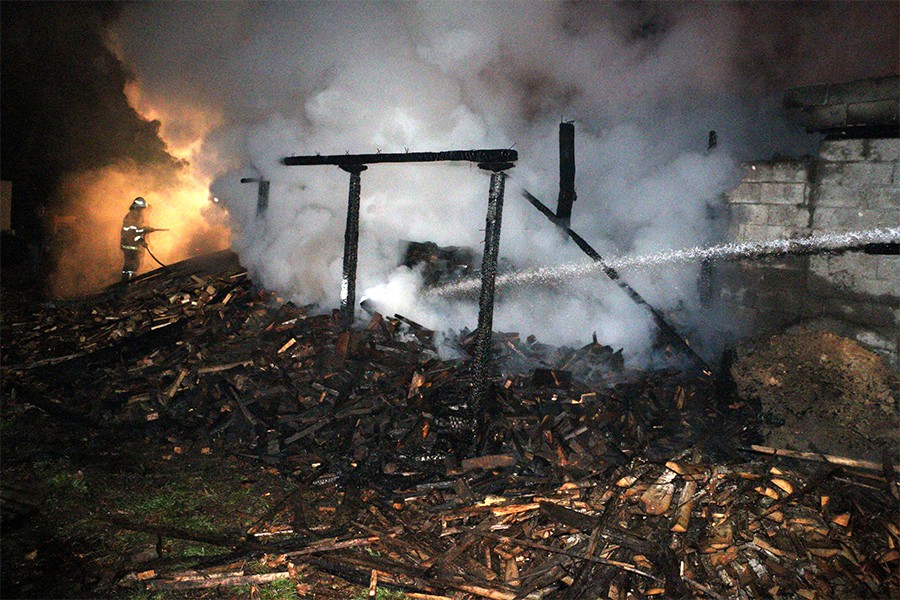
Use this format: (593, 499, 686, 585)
(110, 2, 895, 363)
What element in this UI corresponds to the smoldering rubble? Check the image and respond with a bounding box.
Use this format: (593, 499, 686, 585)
(2, 251, 897, 599)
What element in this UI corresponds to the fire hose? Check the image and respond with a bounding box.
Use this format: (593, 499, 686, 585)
(143, 242, 167, 268)
(142, 228, 170, 268)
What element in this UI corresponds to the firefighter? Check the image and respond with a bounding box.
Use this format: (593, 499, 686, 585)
(120, 197, 159, 281)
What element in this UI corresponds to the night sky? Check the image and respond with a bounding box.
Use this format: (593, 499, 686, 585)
(1, 2, 180, 237)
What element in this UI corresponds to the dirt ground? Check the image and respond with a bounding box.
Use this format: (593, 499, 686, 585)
(730, 327, 899, 463)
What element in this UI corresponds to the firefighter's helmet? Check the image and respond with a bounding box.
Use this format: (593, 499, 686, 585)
(131, 197, 147, 209)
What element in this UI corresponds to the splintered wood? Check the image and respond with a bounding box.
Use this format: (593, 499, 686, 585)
(2, 250, 898, 599)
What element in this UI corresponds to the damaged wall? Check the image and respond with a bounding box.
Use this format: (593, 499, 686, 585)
(717, 79, 898, 363)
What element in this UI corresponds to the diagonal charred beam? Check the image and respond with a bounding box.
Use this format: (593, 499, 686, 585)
(282, 149, 518, 167)
(521, 189, 714, 377)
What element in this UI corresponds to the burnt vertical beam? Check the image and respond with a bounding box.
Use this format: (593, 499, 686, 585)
(239, 177, 271, 216)
(339, 165, 367, 329)
(556, 122, 577, 228)
(257, 179, 270, 215)
(471, 161, 514, 430)
(698, 258, 713, 308)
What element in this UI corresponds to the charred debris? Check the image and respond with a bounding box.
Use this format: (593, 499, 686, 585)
(2, 246, 898, 599)
(2, 135, 898, 598)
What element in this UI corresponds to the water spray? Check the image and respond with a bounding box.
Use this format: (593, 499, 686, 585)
(429, 227, 900, 299)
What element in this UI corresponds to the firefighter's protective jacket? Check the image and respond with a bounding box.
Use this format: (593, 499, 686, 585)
(121, 209, 147, 250)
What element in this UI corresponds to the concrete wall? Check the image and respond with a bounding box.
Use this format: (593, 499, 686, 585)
(784, 76, 900, 133)
(718, 138, 899, 363)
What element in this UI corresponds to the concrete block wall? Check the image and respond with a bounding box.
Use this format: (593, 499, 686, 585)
(784, 76, 900, 133)
(717, 138, 899, 363)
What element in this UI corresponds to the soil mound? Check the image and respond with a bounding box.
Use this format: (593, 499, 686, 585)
(731, 327, 898, 462)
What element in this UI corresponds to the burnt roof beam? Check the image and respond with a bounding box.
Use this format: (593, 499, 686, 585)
(282, 149, 517, 167)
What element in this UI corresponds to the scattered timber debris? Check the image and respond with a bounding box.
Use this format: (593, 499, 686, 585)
(402, 240, 477, 287)
(2, 250, 897, 599)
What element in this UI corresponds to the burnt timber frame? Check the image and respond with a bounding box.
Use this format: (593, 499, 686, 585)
(281, 148, 517, 420)
(240, 177, 271, 215)
(556, 122, 577, 228)
(522, 189, 714, 376)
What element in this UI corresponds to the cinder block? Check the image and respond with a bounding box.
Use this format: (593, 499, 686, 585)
(771, 161, 809, 183)
(839, 162, 895, 186)
(742, 161, 808, 183)
(759, 182, 807, 205)
(816, 162, 845, 186)
(827, 253, 880, 276)
(735, 224, 769, 242)
(795, 104, 848, 131)
(856, 277, 898, 297)
(820, 138, 900, 162)
(819, 270, 855, 291)
(866, 138, 900, 162)
(856, 208, 897, 229)
(767, 204, 811, 228)
(814, 208, 892, 230)
(847, 99, 900, 127)
(863, 186, 900, 210)
(811, 207, 843, 229)
(763, 224, 796, 240)
(729, 203, 769, 225)
(819, 139, 866, 162)
(827, 76, 900, 104)
(876, 256, 900, 282)
(809, 255, 831, 280)
(815, 184, 863, 208)
(740, 162, 767, 182)
(725, 181, 761, 204)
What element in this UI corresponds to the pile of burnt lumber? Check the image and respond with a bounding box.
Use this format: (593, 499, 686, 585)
(2, 251, 897, 599)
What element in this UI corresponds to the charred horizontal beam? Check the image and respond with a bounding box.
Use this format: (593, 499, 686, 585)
(282, 149, 518, 167)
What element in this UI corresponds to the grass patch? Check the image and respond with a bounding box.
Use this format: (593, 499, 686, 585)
(34, 457, 89, 495)
(236, 577, 297, 600)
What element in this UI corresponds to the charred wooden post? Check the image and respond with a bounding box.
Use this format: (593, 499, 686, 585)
(240, 177, 271, 216)
(699, 132, 716, 305)
(556, 122, 577, 228)
(471, 161, 514, 435)
(340, 165, 367, 328)
(257, 180, 270, 214)
(698, 258, 713, 308)
(522, 189, 714, 376)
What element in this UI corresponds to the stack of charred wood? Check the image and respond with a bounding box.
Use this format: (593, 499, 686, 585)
(2, 251, 897, 599)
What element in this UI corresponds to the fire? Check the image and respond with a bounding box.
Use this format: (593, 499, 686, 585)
(50, 161, 230, 298)
(121, 81, 223, 162)
(49, 73, 231, 298)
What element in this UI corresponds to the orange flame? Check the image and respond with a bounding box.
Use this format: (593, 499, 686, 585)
(49, 78, 232, 298)
(50, 161, 231, 297)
